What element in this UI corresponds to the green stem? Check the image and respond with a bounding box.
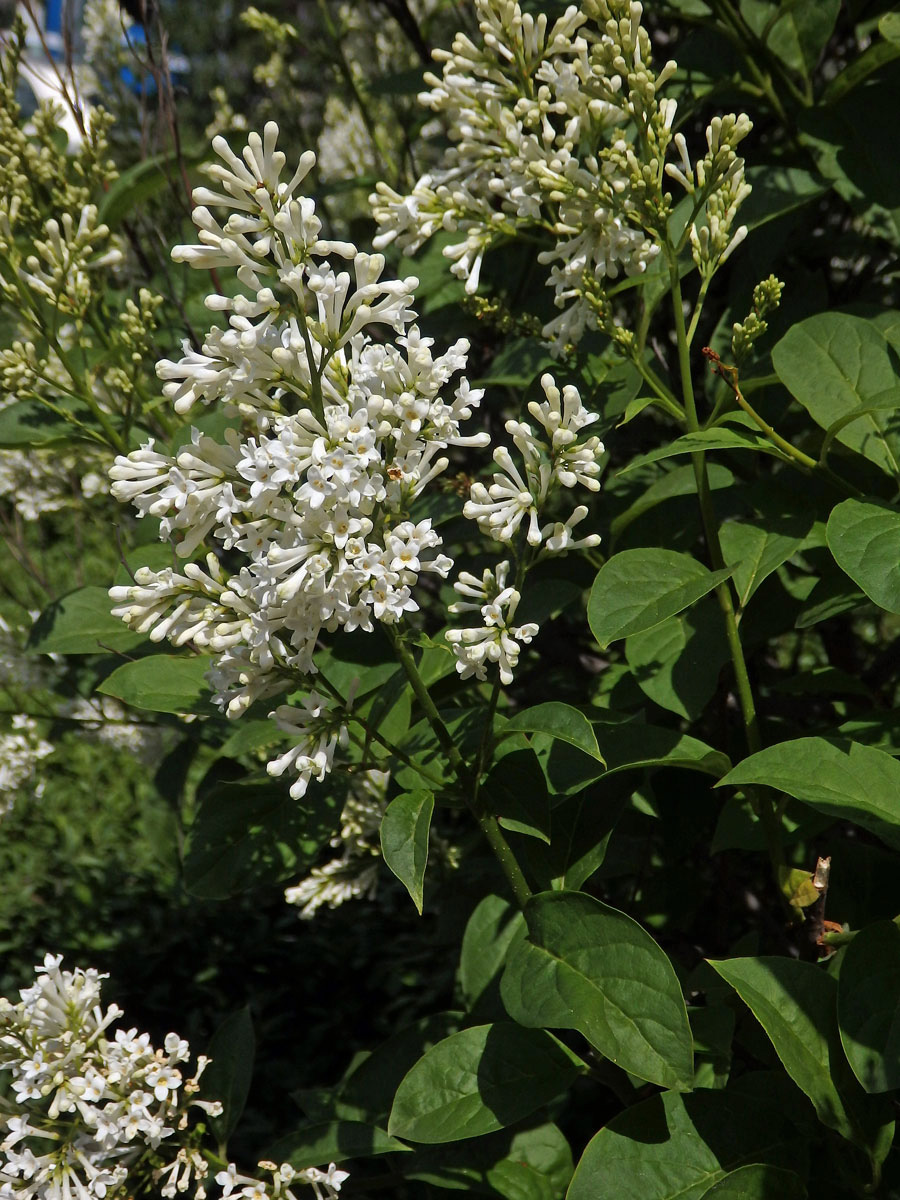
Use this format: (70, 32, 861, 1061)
(387, 625, 533, 907)
(670, 271, 791, 882)
(669, 271, 763, 758)
(731, 378, 863, 498)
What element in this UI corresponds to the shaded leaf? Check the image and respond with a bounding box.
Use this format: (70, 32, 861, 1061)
(388, 1024, 581, 1143)
(29, 587, 144, 654)
(709, 957, 893, 1161)
(720, 518, 807, 608)
(625, 596, 730, 720)
(700, 1163, 806, 1199)
(838, 920, 900, 1093)
(183, 776, 342, 899)
(458, 896, 526, 1014)
(265, 1121, 408, 1167)
(204, 1008, 255, 1145)
(567, 1088, 804, 1200)
(718, 737, 900, 849)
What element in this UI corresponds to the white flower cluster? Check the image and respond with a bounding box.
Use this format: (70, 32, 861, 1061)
(371, 0, 752, 353)
(447, 562, 538, 685)
(215, 1160, 348, 1200)
(0, 955, 217, 1200)
(0, 715, 53, 819)
(464, 372, 603, 551)
(109, 123, 487, 797)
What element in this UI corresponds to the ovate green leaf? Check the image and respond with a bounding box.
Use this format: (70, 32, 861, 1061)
(388, 1024, 581, 1143)
(500, 891, 693, 1091)
(203, 1008, 255, 1144)
(718, 737, 900, 849)
(588, 549, 732, 648)
(504, 702, 603, 761)
(826, 499, 900, 613)
(773, 313, 900, 476)
(567, 1089, 803, 1200)
(380, 790, 434, 914)
(97, 654, 213, 714)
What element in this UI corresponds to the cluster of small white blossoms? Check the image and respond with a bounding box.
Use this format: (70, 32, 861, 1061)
(0, 956, 350, 1200)
(108, 123, 490, 800)
(371, 0, 752, 353)
(0, 715, 54, 819)
(0, 954, 218, 1200)
(447, 372, 603, 682)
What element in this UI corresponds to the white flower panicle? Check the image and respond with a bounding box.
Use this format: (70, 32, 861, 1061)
(464, 372, 603, 551)
(0, 955, 218, 1200)
(110, 124, 487, 794)
(215, 1159, 348, 1200)
(447, 561, 539, 685)
(0, 715, 53, 819)
(371, 0, 752, 353)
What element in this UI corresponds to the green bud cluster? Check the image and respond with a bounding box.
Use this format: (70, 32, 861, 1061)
(731, 275, 784, 364)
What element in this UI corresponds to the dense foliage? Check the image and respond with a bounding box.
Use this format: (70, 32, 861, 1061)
(2, 0, 900, 1197)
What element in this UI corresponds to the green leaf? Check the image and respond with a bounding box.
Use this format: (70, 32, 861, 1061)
(610, 462, 734, 543)
(617, 427, 787, 476)
(504, 702, 603, 761)
(484, 748, 551, 843)
(595, 721, 731, 779)
(380, 790, 433, 915)
(739, 165, 829, 230)
(474, 338, 556, 388)
(709, 957, 893, 1159)
(203, 1008, 255, 1144)
(0, 398, 89, 448)
(718, 737, 900, 849)
(799, 73, 900, 239)
(826, 499, 900, 613)
(567, 1088, 803, 1200)
(97, 654, 213, 714)
(838, 920, 900, 1093)
(458, 896, 525, 1015)
(765, 0, 840, 76)
(183, 776, 342, 899)
(98, 144, 207, 227)
(500, 891, 694, 1091)
(265, 1121, 408, 1167)
(881, 12, 900, 44)
(700, 1164, 807, 1199)
(588, 549, 732, 648)
(337, 1013, 463, 1123)
(772, 313, 900, 476)
(402, 1120, 573, 1197)
(387, 1023, 581, 1143)
(625, 596, 730, 720)
(720, 518, 807, 608)
(822, 36, 900, 103)
(29, 587, 144, 654)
